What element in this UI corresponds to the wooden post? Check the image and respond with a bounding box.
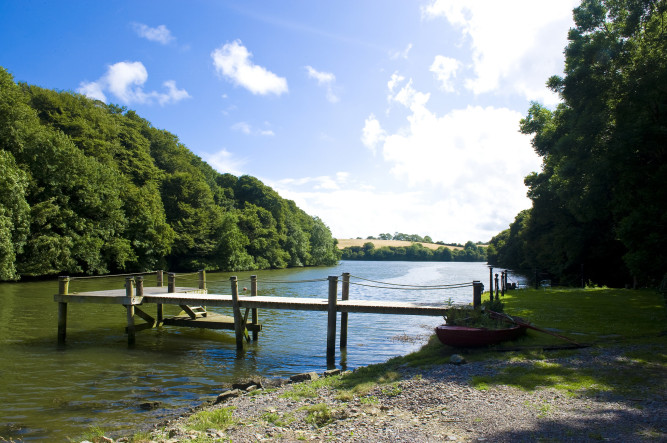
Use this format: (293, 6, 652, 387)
(502, 271, 507, 295)
(251, 275, 258, 341)
(340, 272, 350, 349)
(327, 275, 338, 367)
(125, 276, 136, 346)
(57, 276, 70, 344)
(494, 274, 500, 301)
(168, 273, 176, 293)
(230, 276, 244, 351)
(156, 271, 164, 324)
(136, 275, 144, 297)
(473, 281, 482, 308)
(198, 269, 206, 291)
(488, 266, 494, 300)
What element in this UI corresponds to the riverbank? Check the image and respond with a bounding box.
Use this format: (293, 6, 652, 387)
(103, 286, 666, 442)
(106, 340, 665, 442)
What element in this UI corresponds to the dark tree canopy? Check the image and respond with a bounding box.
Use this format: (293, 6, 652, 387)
(0, 67, 340, 280)
(488, 0, 667, 287)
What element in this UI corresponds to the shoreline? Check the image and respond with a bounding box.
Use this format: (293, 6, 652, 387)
(97, 342, 665, 442)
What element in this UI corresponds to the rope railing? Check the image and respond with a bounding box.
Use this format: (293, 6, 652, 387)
(348, 274, 473, 289)
(348, 281, 473, 290)
(68, 271, 157, 280)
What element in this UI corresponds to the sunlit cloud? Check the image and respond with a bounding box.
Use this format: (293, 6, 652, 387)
(231, 121, 275, 136)
(202, 149, 247, 176)
(389, 43, 413, 60)
(132, 23, 174, 44)
(305, 66, 339, 103)
(77, 61, 190, 105)
(430, 55, 461, 92)
(211, 40, 288, 96)
(423, 0, 578, 104)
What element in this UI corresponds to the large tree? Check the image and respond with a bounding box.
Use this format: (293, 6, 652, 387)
(490, 0, 667, 286)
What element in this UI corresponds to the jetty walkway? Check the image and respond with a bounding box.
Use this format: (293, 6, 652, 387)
(55, 271, 483, 366)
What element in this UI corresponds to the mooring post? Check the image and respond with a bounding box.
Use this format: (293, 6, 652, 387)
(251, 275, 258, 341)
(494, 273, 500, 301)
(488, 266, 494, 301)
(473, 281, 482, 308)
(327, 275, 339, 368)
(198, 269, 206, 291)
(156, 271, 164, 323)
(156, 270, 164, 287)
(57, 276, 70, 344)
(501, 271, 506, 296)
(340, 272, 350, 350)
(230, 276, 244, 351)
(125, 276, 136, 346)
(168, 273, 176, 293)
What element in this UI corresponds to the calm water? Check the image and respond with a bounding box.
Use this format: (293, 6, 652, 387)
(0, 261, 493, 441)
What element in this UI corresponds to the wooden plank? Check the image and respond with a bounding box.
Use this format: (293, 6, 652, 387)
(133, 306, 156, 326)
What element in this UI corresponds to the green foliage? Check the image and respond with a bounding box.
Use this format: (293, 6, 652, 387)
(341, 241, 486, 262)
(0, 67, 339, 279)
(186, 406, 236, 431)
(489, 0, 667, 287)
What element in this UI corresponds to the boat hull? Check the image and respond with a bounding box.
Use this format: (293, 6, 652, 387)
(435, 324, 526, 347)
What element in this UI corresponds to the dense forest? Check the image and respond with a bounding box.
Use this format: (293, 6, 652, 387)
(341, 241, 486, 262)
(0, 67, 340, 280)
(487, 0, 667, 287)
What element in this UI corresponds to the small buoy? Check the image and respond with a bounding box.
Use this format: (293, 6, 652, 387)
(243, 287, 247, 291)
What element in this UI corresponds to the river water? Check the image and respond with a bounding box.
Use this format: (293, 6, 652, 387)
(0, 261, 492, 441)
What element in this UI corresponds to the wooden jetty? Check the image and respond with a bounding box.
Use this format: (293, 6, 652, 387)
(55, 271, 483, 366)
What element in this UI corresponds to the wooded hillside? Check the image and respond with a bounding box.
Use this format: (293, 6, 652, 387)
(487, 0, 667, 287)
(0, 68, 340, 280)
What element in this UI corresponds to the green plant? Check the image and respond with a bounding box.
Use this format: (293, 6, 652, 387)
(301, 403, 335, 428)
(186, 406, 235, 432)
(381, 383, 402, 397)
(261, 411, 295, 427)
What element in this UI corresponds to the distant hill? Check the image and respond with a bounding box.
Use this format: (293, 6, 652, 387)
(336, 239, 463, 251)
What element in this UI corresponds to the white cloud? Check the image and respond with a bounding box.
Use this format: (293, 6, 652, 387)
(77, 61, 190, 105)
(423, 0, 578, 104)
(305, 66, 339, 103)
(202, 149, 247, 176)
(77, 81, 106, 102)
(390, 43, 413, 60)
(132, 23, 174, 44)
(211, 40, 288, 96)
(361, 114, 386, 154)
(231, 121, 275, 136)
(430, 55, 461, 92)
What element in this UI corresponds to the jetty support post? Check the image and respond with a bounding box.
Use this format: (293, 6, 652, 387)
(494, 274, 500, 300)
(168, 273, 176, 293)
(501, 271, 506, 297)
(488, 266, 494, 301)
(327, 275, 339, 368)
(251, 275, 258, 340)
(156, 270, 164, 323)
(230, 276, 244, 351)
(472, 281, 482, 308)
(198, 269, 206, 291)
(57, 276, 70, 345)
(125, 276, 136, 346)
(340, 272, 350, 350)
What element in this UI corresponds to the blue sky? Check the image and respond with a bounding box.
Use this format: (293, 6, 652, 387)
(0, 0, 579, 243)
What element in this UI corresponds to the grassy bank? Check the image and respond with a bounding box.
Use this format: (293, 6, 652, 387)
(93, 287, 666, 442)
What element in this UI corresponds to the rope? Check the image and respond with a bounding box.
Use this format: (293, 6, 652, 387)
(68, 271, 157, 280)
(260, 278, 329, 284)
(348, 275, 472, 289)
(348, 281, 472, 290)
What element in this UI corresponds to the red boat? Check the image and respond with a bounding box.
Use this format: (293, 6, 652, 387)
(435, 324, 526, 347)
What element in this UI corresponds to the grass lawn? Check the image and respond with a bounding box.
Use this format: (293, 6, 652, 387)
(335, 287, 667, 399)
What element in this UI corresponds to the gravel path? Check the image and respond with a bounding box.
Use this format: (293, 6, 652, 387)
(124, 345, 665, 443)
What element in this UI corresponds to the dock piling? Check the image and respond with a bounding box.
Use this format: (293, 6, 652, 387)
(251, 275, 258, 340)
(57, 276, 70, 344)
(230, 276, 244, 351)
(473, 281, 482, 308)
(327, 275, 338, 368)
(125, 277, 136, 346)
(340, 273, 350, 350)
(198, 270, 206, 291)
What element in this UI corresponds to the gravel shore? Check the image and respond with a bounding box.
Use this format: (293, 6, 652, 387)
(120, 344, 665, 443)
